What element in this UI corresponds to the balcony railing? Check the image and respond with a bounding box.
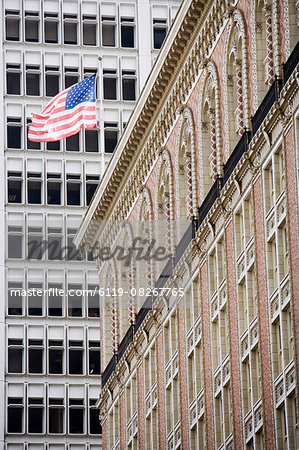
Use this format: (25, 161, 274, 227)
(101, 43, 298, 389)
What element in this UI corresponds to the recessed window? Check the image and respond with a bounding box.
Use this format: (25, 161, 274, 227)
(64, 67, 79, 89)
(47, 173, 61, 205)
(27, 226, 43, 260)
(8, 282, 23, 315)
(28, 339, 44, 373)
(86, 175, 99, 205)
(8, 338, 23, 373)
(153, 18, 167, 49)
(103, 69, 117, 100)
(102, 16, 116, 46)
(121, 17, 135, 47)
(66, 174, 81, 206)
(69, 398, 84, 434)
(28, 398, 44, 433)
(122, 70, 136, 101)
(27, 172, 42, 204)
(48, 283, 63, 316)
(87, 285, 100, 317)
(25, 11, 39, 42)
(26, 65, 40, 96)
(47, 140, 60, 151)
(7, 117, 21, 149)
(68, 284, 83, 316)
(7, 397, 23, 433)
(26, 119, 40, 150)
(66, 133, 79, 151)
(85, 129, 99, 152)
(89, 341, 100, 375)
(28, 282, 43, 316)
(64, 14, 78, 44)
(8, 171, 22, 203)
(49, 340, 64, 374)
(69, 340, 84, 374)
(44, 12, 58, 43)
(104, 122, 118, 153)
(5, 10, 20, 41)
(67, 227, 82, 261)
(8, 225, 23, 259)
(46, 66, 60, 97)
(83, 15, 97, 45)
(48, 227, 63, 261)
(49, 398, 64, 433)
(90, 399, 102, 434)
(6, 64, 21, 95)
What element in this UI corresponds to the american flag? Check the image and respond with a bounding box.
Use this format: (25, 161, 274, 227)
(28, 74, 97, 142)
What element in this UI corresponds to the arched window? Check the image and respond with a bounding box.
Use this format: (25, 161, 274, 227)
(224, 10, 250, 156)
(175, 108, 197, 238)
(285, 0, 299, 56)
(119, 223, 135, 337)
(198, 62, 222, 201)
(137, 188, 154, 307)
(155, 149, 175, 276)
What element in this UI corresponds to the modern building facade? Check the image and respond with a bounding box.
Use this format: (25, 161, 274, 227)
(0, 0, 181, 448)
(75, 0, 299, 448)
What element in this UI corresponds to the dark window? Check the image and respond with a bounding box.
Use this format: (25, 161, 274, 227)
(44, 13, 58, 43)
(48, 228, 62, 261)
(8, 225, 23, 259)
(48, 283, 63, 316)
(90, 400, 102, 434)
(8, 171, 22, 203)
(28, 339, 44, 370)
(68, 285, 82, 316)
(122, 71, 136, 101)
(69, 399, 84, 434)
(67, 175, 81, 205)
(64, 14, 78, 44)
(66, 133, 79, 151)
(103, 70, 117, 100)
(25, 11, 39, 42)
(47, 140, 60, 151)
(26, 65, 40, 96)
(89, 341, 100, 375)
(86, 175, 99, 205)
(8, 339, 23, 373)
(104, 123, 118, 153)
(27, 119, 40, 150)
(47, 173, 61, 205)
(102, 16, 115, 46)
(88, 285, 100, 317)
(27, 172, 42, 204)
(85, 129, 98, 152)
(6, 64, 21, 95)
(153, 19, 167, 49)
(5, 10, 20, 41)
(121, 17, 134, 47)
(8, 282, 23, 315)
(27, 226, 43, 260)
(65, 67, 79, 88)
(49, 340, 64, 374)
(28, 398, 43, 433)
(7, 398, 23, 433)
(7, 117, 21, 149)
(83, 15, 97, 45)
(46, 67, 60, 97)
(49, 399, 64, 433)
(69, 341, 83, 374)
(28, 283, 43, 316)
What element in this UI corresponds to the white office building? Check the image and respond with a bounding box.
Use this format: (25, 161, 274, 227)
(0, 0, 181, 448)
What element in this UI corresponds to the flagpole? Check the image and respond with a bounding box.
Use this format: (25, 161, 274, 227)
(98, 56, 105, 176)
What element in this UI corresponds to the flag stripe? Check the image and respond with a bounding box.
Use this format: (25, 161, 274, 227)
(29, 114, 96, 135)
(28, 119, 97, 142)
(30, 104, 96, 127)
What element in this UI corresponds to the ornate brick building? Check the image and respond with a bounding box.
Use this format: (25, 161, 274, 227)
(75, 0, 299, 448)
